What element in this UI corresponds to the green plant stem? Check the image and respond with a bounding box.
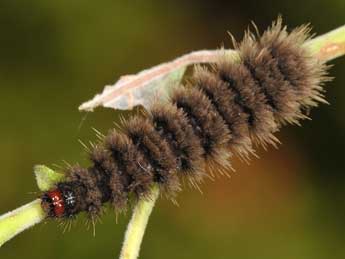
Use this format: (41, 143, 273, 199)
(305, 24, 345, 62)
(0, 199, 45, 247)
(119, 185, 159, 259)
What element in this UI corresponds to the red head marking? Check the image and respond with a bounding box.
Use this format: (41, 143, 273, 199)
(47, 189, 65, 217)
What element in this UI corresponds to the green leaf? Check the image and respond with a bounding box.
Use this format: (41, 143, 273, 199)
(34, 165, 65, 191)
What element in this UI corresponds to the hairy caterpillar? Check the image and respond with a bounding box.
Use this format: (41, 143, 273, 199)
(41, 19, 329, 221)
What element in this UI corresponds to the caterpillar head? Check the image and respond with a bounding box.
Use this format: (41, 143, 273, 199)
(41, 187, 76, 218)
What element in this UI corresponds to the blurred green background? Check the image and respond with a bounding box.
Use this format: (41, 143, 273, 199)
(0, 1, 344, 258)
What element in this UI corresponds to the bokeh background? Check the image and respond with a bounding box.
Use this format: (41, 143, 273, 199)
(0, 1, 344, 258)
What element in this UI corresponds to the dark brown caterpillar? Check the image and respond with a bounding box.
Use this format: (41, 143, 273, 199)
(41, 19, 329, 219)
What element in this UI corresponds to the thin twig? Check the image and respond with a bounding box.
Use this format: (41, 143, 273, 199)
(119, 185, 159, 259)
(305, 25, 345, 62)
(0, 200, 45, 247)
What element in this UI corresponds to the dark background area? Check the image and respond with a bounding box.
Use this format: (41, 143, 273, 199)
(0, 1, 344, 258)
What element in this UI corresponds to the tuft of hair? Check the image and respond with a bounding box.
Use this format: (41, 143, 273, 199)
(148, 102, 206, 186)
